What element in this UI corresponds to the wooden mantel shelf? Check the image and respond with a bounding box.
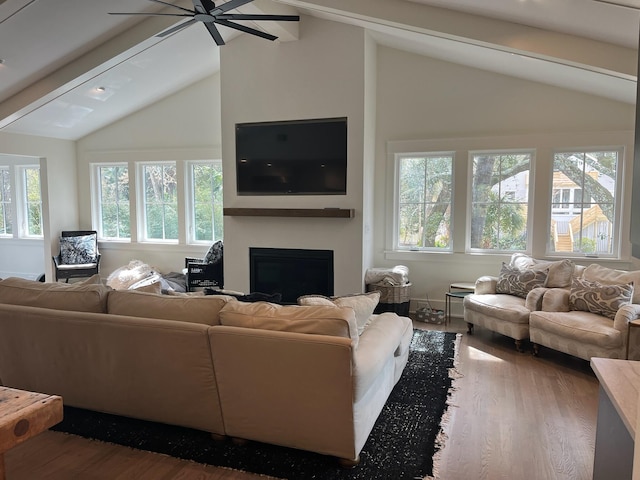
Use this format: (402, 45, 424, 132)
(223, 208, 354, 218)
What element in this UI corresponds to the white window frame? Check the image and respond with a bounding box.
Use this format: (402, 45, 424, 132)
(92, 163, 131, 241)
(186, 160, 223, 245)
(16, 165, 43, 238)
(546, 147, 624, 259)
(136, 161, 179, 243)
(466, 149, 535, 254)
(393, 151, 454, 252)
(0, 166, 12, 237)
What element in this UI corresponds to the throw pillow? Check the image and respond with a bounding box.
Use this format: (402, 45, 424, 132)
(509, 253, 574, 288)
(583, 264, 640, 304)
(569, 276, 634, 320)
(203, 241, 223, 264)
(495, 263, 547, 299)
(60, 234, 97, 264)
(298, 291, 380, 335)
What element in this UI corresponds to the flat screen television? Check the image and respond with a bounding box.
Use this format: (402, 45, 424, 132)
(235, 117, 347, 195)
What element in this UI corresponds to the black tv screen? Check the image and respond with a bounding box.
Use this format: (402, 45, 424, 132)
(235, 117, 347, 195)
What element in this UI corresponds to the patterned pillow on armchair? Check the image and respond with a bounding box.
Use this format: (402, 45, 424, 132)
(60, 234, 98, 264)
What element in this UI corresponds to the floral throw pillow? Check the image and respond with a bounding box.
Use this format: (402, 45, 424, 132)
(569, 277, 634, 320)
(203, 241, 223, 264)
(60, 234, 97, 265)
(495, 263, 547, 299)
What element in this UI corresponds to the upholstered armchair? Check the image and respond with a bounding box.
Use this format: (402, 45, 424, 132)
(52, 231, 101, 282)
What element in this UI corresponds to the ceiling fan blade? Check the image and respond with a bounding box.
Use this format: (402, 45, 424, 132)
(210, 0, 254, 15)
(204, 22, 226, 45)
(214, 18, 277, 41)
(147, 0, 196, 14)
(216, 14, 300, 21)
(109, 12, 193, 17)
(156, 18, 198, 37)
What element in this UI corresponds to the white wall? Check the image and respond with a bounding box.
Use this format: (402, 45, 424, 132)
(0, 132, 77, 280)
(219, 16, 370, 294)
(374, 46, 636, 310)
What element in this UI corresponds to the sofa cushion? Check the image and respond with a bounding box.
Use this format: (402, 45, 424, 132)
(583, 264, 640, 304)
(509, 253, 574, 288)
(496, 263, 547, 298)
(0, 277, 110, 313)
(219, 301, 359, 347)
(107, 290, 234, 325)
(569, 277, 633, 320)
(297, 291, 380, 335)
(530, 310, 623, 349)
(463, 293, 531, 324)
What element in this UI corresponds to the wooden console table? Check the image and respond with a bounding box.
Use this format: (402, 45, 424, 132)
(0, 387, 63, 480)
(590, 358, 640, 480)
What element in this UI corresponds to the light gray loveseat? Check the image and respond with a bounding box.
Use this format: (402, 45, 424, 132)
(0, 276, 413, 465)
(464, 254, 640, 361)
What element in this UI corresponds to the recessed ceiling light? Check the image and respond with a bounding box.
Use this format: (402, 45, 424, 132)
(0, 59, 4, 65)
(96, 86, 106, 92)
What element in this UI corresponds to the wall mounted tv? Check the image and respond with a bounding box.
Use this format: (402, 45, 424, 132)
(235, 117, 347, 195)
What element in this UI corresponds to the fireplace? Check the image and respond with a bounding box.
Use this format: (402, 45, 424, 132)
(249, 248, 334, 304)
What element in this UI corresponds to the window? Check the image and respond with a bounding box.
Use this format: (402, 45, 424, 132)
(469, 151, 532, 252)
(0, 167, 11, 236)
(396, 153, 453, 250)
(549, 149, 621, 257)
(190, 161, 223, 243)
(141, 162, 178, 241)
(21, 166, 42, 237)
(97, 165, 130, 239)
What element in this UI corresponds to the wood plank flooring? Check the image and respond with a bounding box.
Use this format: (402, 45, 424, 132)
(4, 317, 599, 480)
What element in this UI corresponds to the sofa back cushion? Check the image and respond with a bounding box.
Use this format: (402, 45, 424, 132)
(583, 264, 640, 304)
(297, 291, 380, 335)
(107, 290, 234, 325)
(509, 253, 574, 288)
(0, 277, 110, 313)
(219, 301, 359, 347)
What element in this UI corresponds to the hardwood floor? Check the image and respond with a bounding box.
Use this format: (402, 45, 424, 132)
(4, 317, 599, 480)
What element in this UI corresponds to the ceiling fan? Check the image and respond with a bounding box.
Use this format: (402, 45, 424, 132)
(110, 0, 300, 46)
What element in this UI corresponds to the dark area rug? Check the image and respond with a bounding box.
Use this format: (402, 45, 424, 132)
(52, 329, 459, 480)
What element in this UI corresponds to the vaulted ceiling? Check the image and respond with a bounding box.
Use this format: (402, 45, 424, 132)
(0, 0, 637, 140)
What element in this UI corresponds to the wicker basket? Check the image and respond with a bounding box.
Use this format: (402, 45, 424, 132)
(366, 282, 411, 303)
(366, 282, 411, 316)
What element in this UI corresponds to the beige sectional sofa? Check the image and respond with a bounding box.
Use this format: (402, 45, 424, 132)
(0, 276, 413, 464)
(464, 254, 640, 361)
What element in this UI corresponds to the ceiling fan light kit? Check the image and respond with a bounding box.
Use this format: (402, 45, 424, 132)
(110, 0, 300, 46)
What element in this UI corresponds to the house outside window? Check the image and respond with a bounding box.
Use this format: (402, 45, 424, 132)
(0, 167, 11, 236)
(395, 153, 453, 251)
(189, 161, 223, 243)
(96, 164, 130, 240)
(468, 151, 533, 253)
(549, 149, 621, 257)
(21, 166, 42, 237)
(140, 162, 178, 241)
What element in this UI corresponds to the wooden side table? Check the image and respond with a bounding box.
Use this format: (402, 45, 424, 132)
(627, 319, 640, 360)
(0, 387, 63, 480)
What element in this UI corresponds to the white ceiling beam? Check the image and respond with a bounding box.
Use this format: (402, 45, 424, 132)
(0, 1, 194, 129)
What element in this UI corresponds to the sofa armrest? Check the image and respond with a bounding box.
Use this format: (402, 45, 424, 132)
(613, 304, 640, 332)
(525, 287, 550, 311)
(474, 276, 498, 295)
(541, 288, 570, 312)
